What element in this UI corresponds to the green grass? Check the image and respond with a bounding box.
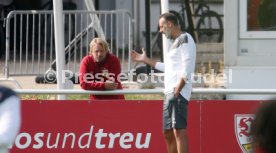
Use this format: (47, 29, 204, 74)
(124, 94, 163, 100)
(21, 94, 163, 100)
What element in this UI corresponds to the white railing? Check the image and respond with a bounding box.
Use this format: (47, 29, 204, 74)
(14, 88, 276, 95)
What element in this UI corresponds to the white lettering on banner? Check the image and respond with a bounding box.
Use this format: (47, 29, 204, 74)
(33, 133, 44, 149)
(136, 133, 151, 149)
(64, 133, 76, 148)
(120, 133, 134, 149)
(95, 129, 107, 149)
(15, 133, 32, 149)
(108, 133, 121, 148)
(12, 126, 152, 150)
(47, 133, 60, 148)
(78, 126, 93, 149)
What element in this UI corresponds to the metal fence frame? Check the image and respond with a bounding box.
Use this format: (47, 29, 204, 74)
(15, 88, 276, 95)
(4, 10, 134, 78)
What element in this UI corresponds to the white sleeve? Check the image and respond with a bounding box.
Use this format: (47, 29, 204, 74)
(155, 62, 165, 72)
(180, 37, 196, 81)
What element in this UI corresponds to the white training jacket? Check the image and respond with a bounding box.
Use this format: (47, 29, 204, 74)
(155, 33, 196, 101)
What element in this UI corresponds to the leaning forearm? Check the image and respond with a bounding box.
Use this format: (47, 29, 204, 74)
(80, 82, 105, 90)
(144, 57, 157, 68)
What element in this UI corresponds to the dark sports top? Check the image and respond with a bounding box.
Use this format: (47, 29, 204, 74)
(0, 86, 17, 104)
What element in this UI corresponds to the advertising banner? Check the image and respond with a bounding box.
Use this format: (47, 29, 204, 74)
(11, 100, 166, 153)
(10, 100, 261, 153)
(200, 100, 260, 153)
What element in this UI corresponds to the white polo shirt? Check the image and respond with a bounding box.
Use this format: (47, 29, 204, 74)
(155, 33, 196, 101)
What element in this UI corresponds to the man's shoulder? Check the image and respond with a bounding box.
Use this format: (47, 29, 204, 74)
(82, 55, 94, 62)
(179, 33, 196, 48)
(173, 33, 189, 49)
(108, 53, 120, 61)
(181, 33, 195, 43)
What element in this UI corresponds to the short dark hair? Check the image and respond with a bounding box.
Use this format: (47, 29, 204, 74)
(159, 12, 179, 26)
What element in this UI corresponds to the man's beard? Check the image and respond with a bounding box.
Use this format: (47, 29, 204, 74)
(164, 29, 173, 40)
(95, 56, 105, 62)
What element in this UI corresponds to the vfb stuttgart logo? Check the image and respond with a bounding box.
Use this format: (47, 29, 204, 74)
(235, 114, 255, 153)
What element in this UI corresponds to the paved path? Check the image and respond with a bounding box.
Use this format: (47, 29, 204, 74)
(0, 74, 140, 90)
(0, 75, 73, 89)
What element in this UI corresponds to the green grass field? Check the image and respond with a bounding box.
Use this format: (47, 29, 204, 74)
(21, 94, 163, 100)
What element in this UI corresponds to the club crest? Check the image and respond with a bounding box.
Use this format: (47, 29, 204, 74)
(235, 114, 255, 153)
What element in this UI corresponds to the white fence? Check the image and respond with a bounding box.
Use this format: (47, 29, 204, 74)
(15, 88, 276, 95)
(4, 10, 133, 78)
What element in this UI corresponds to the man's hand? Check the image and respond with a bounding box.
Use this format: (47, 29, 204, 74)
(174, 77, 186, 97)
(130, 48, 147, 62)
(104, 81, 118, 90)
(130, 48, 157, 68)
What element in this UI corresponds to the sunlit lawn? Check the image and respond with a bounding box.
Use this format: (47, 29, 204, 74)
(21, 94, 163, 100)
